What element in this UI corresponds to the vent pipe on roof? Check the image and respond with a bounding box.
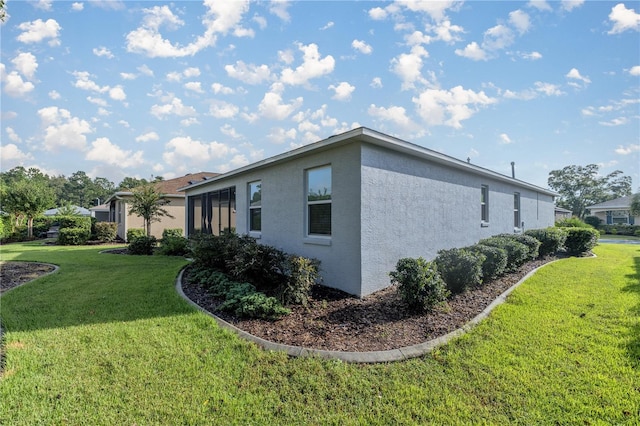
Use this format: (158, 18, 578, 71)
(511, 161, 515, 178)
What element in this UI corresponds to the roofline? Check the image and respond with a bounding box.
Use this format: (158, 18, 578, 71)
(179, 127, 558, 196)
(104, 191, 184, 204)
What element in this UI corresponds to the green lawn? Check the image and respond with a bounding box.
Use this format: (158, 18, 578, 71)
(1, 242, 638, 424)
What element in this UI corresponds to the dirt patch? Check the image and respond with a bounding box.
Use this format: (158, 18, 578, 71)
(181, 257, 555, 352)
(0, 261, 57, 294)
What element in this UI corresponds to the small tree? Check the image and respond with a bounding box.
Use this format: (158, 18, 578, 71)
(631, 193, 640, 218)
(128, 183, 174, 237)
(2, 179, 55, 239)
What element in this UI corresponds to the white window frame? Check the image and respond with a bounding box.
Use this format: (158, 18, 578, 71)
(305, 165, 332, 243)
(514, 192, 521, 232)
(248, 180, 261, 235)
(481, 184, 489, 227)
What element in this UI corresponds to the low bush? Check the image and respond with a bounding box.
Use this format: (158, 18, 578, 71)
(162, 228, 183, 239)
(495, 233, 541, 260)
(190, 232, 239, 270)
(57, 215, 91, 232)
(278, 255, 321, 306)
(479, 237, 528, 271)
(226, 292, 291, 320)
(58, 227, 90, 245)
(33, 216, 53, 238)
(525, 227, 568, 257)
(94, 222, 117, 242)
(562, 227, 599, 255)
(389, 257, 449, 312)
(126, 228, 146, 242)
(555, 217, 592, 228)
(584, 216, 602, 228)
(435, 248, 485, 294)
(467, 244, 508, 280)
(128, 236, 157, 255)
(600, 224, 639, 236)
(158, 236, 190, 256)
(227, 239, 287, 291)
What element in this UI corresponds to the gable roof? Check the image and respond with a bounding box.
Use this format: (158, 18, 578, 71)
(106, 172, 219, 203)
(587, 195, 634, 210)
(180, 127, 557, 196)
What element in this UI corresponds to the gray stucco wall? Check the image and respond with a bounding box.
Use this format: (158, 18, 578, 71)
(359, 143, 554, 296)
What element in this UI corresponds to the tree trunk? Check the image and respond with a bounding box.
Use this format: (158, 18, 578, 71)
(27, 217, 34, 239)
(146, 219, 151, 237)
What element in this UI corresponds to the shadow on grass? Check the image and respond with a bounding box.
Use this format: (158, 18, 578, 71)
(623, 248, 640, 367)
(0, 244, 194, 333)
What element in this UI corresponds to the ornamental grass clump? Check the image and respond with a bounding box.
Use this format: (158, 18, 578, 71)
(434, 248, 485, 294)
(389, 257, 449, 313)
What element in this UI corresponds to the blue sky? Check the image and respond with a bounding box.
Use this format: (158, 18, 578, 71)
(1, 0, 638, 190)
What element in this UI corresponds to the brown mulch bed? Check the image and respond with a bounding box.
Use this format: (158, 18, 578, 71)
(181, 257, 556, 352)
(0, 261, 57, 294)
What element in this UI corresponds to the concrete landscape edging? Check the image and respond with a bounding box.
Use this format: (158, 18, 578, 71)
(176, 256, 590, 363)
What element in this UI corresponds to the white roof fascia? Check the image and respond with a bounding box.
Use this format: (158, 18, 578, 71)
(179, 127, 557, 196)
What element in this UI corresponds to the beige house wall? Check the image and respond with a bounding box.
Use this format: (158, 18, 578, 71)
(116, 196, 186, 240)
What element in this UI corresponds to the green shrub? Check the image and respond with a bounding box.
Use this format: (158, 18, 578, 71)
(434, 248, 485, 294)
(524, 227, 568, 257)
(635, 229, 640, 237)
(562, 227, 599, 255)
(467, 244, 508, 280)
(190, 232, 240, 271)
(158, 236, 190, 256)
(389, 257, 449, 313)
(227, 239, 287, 291)
(162, 228, 183, 239)
(126, 228, 146, 242)
(32, 216, 53, 238)
(58, 227, 90, 245)
(128, 236, 157, 255)
(94, 222, 117, 242)
(57, 215, 91, 232)
(495, 233, 541, 260)
(555, 217, 592, 228)
(480, 237, 528, 271)
(229, 293, 291, 320)
(584, 216, 602, 228)
(278, 255, 320, 306)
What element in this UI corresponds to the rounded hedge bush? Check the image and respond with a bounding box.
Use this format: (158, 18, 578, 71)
(389, 257, 449, 313)
(562, 227, 599, 255)
(467, 244, 508, 280)
(524, 227, 567, 257)
(479, 237, 528, 271)
(434, 248, 485, 294)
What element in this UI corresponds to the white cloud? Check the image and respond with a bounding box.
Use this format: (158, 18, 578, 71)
(269, 0, 291, 21)
(185, 81, 204, 93)
(86, 137, 145, 168)
(37, 106, 93, 151)
(599, 117, 628, 126)
(566, 68, 591, 88)
(320, 21, 334, 30)
(428, 20, 464, 44)
(180, 117, 200, 127)
(126, 1, 251, 58)
(71, 2, 84, 11)
(109, 85, 127, 101)
(120, 72, 137, 80)
(11, 52, 38, 80)
(138, 64, 154, 77)
(163, 136, 234, 168)
(278, 49, 294, 64)
(1, 64, 35, 97)
(614, 143, 640, 155)
(329, 82, 355, 101)
(368, 104, 420, 132)
(211, 82, 234, 94)
(413, 86, 497, 128)
(258, 84, 303, 119)
(72, 71, 109, 93)
(267, 127, 297, 144)
(225, 60, 272, 84)
(280, 43, 335, 86)
(150, 96, 197, 119)
(93, 47, 114, 59)
(87, 96, 108, 107)
(608, 3, 640, 34)
(401, 1, 461, 22)
(455, 42, 487, 61)
(35, 1, 53, 11)
(49, 90, 61, 99)
(561, 0, 584, 12)
(253, 15, 267, 30)
(17, 19, 61, 46)
(499, 133, 512, 144)
(184, 67, 201, 78)
(521, 51, 542, 60)
(352, 39, 373, 54)
(528, 1, 552, 12)
(209, 100, 239, 118)
(391, 45, 429, 89)
(509, 10, 531, 35)
(534, 81, 564, 96)
(483, 24, 514, 51)
(371, 77, 383, 88)
(0, 143, 33, 165)
(5, 127, 22, 143)
(368, 7, 388, 20)
(220, 124, 242, 139)
(629, 66, 640, 76)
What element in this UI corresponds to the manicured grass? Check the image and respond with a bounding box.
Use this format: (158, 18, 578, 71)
(1, 242, 638, 424)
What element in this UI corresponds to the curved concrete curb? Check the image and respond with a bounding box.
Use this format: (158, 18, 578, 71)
(0, 261, 60, 296)
(176, 257, 585, 363)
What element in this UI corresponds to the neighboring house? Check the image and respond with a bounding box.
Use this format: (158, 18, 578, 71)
(43, 206, 91, 216)
(586, 195, 637, 225)
(89, 203, 110, 222)
(181, 127, 556, 297)
(554, 206, 573, 221)
(106, 172, 219, 240)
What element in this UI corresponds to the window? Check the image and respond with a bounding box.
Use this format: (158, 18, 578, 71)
(249, 181, 261, 232)
(481, 185, 489, 224)
(514, 192, 521, 229)
(307, 165, 331, 236)
(187, 187, 236, 236)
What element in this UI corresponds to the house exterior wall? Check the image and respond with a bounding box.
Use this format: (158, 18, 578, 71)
(359, 144, 555, 296)
(115, 197, 187, 240)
